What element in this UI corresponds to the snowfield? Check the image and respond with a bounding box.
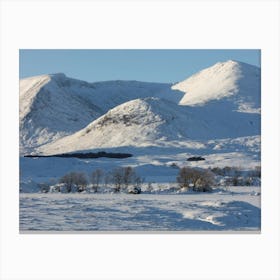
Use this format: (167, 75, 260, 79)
(19, 139, 260, 192)
(19, 60, 261, 232)
(20, 187, 260, 232)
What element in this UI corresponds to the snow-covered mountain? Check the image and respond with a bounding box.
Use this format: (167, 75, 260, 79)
(20, 60, 261, 155)
(20, 74, 102, 153)
(172, 60, 260, 114)
(19, 74, 182, 154)
(37, 97, 204, 154)
(39, 95, 260, 155)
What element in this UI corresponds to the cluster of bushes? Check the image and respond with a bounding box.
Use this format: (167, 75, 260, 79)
(210, 166, 261, 177)
(176, 167, 214, 192)
(223, 176, 260, 187)
(210, 165, 261, 187)
(210, 166, 241, 176)
(176, 165, 261, 191)
(40, 166, 143, 194)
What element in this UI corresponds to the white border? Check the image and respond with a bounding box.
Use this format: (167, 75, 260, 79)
(1, 1, 279, 279)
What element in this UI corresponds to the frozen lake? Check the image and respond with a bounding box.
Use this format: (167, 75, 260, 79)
(20, 187, 261, 232)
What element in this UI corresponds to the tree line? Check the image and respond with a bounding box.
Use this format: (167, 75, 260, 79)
(39, 165, 261, 193)
(45, 166, 143, 194)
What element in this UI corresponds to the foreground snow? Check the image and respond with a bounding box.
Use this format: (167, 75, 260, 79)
(20, 187, 260, 232)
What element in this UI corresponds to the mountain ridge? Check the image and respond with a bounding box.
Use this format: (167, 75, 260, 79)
(172, 60, 260, 113)
(20, 60, 261, 155)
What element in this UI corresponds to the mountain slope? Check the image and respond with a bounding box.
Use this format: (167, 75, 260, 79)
(37, 97, 196, 154)
(38, 96, 260, 155)
(20, 74, 104, 153)
(20, 74, 182, 154)
(172, 60, 260, 113)
(20, 60, 261, 155)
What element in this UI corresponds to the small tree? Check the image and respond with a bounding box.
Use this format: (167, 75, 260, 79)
(112, 167, 124, 192)
(91, 169, 103, 192)
(194, 170, 214, 192)
(59, 172, 77, 193)
(123, 166, 137, 189)
(244, 177, 253, 186)
(39, 182, 50, 193)
(104, 171, 112, 189)
(177, 167, 214, 192)
(225, 175, 240, 186)
(147, 182, 153, 192)
(176, 167, 193, 190)
(59, 172, 88, 192)
(134, 175, 144, 188)
(232, 176, 239, 186)
(188, 169, 203, 190)
(111, 166, 142, 192)
(75, 172, 88, 192)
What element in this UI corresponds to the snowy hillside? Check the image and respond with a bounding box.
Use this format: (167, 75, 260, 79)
(20, 60, 261, 155)
(39, 96, 260, 155)
(172, 60, 260, 113)
(20, 74, 182, 154)
(38, 97, 204, 154)
(20, 74, 103, 153)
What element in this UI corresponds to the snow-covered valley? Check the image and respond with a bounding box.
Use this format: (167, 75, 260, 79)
(20, 136, 260, 190)
(19, 60, 261, 232)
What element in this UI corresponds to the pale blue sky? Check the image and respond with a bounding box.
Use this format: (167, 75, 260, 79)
(19, 49, 260, 83)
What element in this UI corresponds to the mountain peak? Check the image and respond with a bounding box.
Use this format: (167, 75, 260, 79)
(216, 59, 238, 65)
(49, 73, 66, 78)
(172, 60, 260, 111)
(214, 59, 259, 69)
